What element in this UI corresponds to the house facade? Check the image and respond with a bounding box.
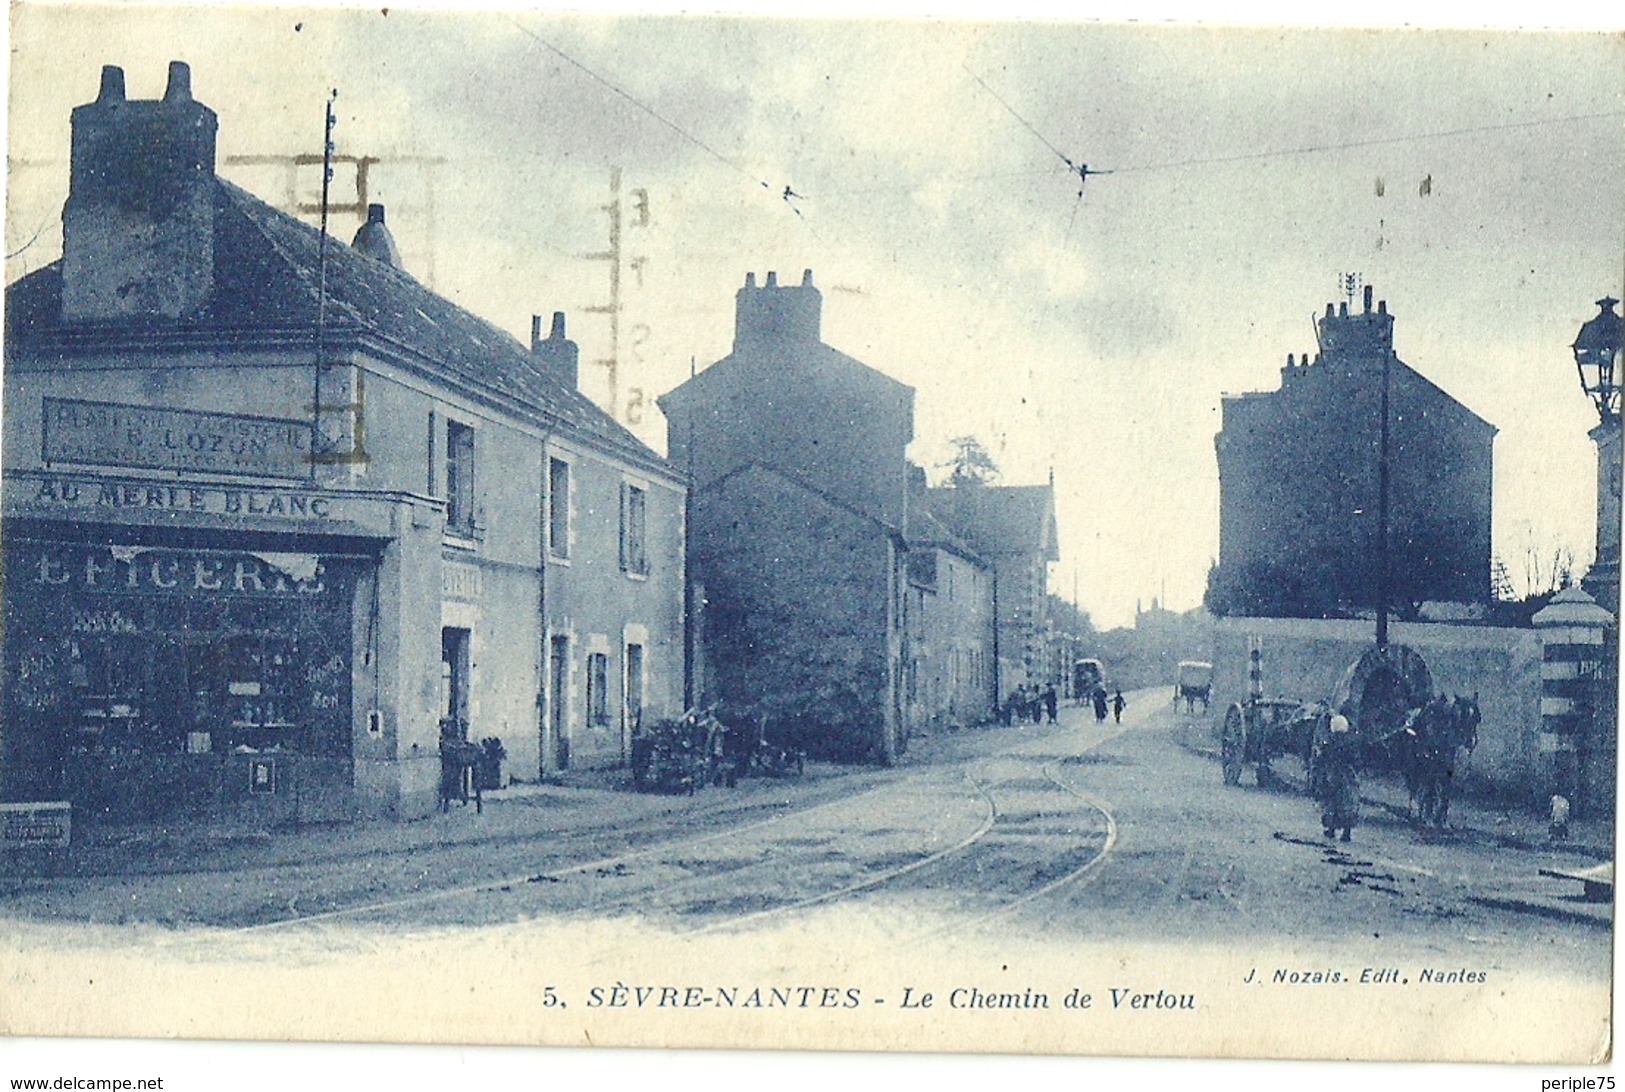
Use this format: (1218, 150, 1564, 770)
(659, 272, 1048, 759)
(926, 481, 1061, 698)
(1212, 287, 1496, 618)
(1, 63, 684, 824)
(905, 473, 997, 730)
(660, 271, 914, 762)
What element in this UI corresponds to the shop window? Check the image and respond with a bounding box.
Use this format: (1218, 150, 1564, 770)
(620, 483, 648, 575)
(587, 651, 610, 727)
(548, 457, 571, 560)
(446, 419, 475, 534)
(218, 635, 298, 750)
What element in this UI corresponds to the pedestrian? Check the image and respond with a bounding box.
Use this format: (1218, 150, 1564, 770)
(1092, 686, 1109, 723)
(1043, 684, 1058, 724)
(1316, 712, 1359, 842)
(1550, 794, 1572, 841)
(1111, 689, 1127, 724)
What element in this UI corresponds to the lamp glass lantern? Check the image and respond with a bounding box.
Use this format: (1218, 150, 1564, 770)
(1572, 296, 1623, 424)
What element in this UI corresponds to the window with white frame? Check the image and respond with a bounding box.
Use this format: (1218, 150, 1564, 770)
(620, 482, 648, 576)
(548, 457, 571, 561)
(445, 419, 475, 534)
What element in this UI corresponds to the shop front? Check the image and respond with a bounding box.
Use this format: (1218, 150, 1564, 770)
(2, 533, 377, 825)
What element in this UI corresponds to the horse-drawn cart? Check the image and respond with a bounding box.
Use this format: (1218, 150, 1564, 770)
(1216, 642, 1479, 826)
(1175, 660, 1214, 714)
(1219, 697, 1321, 786)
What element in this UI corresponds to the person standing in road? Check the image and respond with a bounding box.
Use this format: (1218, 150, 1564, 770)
(1092, 686, 1109, 723)
(1111, 689, 1127, 724)
(1043, 684, 1059, 724)
(1316, 711, 1360, 842)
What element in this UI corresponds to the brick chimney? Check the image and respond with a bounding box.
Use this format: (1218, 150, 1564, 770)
(734, 268, 821, 351)
(531, 311, 579, 389)
(1315, 284, 1395, 366)
(61, 62, 219, 320)
(351, 203, 403, 268)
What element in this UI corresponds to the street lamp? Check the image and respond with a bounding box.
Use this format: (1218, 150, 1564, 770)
(1573, 297, 1622, 423)
(1571, 297, 1624, 613)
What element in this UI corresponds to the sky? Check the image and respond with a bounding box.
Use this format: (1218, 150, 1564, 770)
(5, 4, 1623, 630)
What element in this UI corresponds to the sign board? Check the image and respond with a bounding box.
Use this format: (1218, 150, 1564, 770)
(43, 397, 314, 479)
(0, 801, 72, 849)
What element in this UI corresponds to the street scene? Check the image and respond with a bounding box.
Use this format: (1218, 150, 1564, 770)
(3, 690, 1610, 966)
(1, 4, 1621, 1081)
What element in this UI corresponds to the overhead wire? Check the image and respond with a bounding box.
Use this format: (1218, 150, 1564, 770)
(506, 15, 816, 234)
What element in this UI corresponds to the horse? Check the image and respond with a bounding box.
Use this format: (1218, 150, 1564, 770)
(1400, 693, 1480, 827)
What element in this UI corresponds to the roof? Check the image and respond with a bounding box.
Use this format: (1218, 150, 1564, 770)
(904, 497, 983, 564)
(695, 461, 904, 544)
(657, 335, 914, 417)
(1223, 354, 1497, 437)
(5, 179, 671, 477)
(925, 483, 1059, 562)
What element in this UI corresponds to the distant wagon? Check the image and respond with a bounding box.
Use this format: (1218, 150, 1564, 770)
(1173, 660, 1213, 714)
(1073, 658, 1105, 701)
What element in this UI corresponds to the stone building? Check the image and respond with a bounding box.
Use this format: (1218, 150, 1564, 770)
(659, 271, 914, 762)
(1, 63, 685, 824)
(926, 480, 1061, 697)
(906, 468, 997, 731)
(660, 272, 1046, 759)
(1211, 287, 1496, 618)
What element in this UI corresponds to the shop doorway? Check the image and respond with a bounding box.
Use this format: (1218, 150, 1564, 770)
(440, 628, 471, 741)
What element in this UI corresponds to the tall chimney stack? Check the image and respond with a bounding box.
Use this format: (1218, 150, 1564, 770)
(733, 268, 822, 351)
(531, 310, 580, 389)
(61, 62, 219, 320)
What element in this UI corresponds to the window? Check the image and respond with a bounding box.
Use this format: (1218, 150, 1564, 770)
(586, 652, 610, 727)
(426, 411, 437, 495)
(445, 420, 475, 534)
(620, 483, 648, 575)
(548, 457, 571, 560)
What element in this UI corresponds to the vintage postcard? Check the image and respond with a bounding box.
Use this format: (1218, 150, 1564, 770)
(2, 2, 1620, 1085)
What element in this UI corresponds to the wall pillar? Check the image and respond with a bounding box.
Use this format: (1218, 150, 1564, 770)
(1532, 585, 1615, 818)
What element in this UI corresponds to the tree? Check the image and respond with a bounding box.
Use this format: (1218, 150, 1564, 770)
(939, 435, 999, 487)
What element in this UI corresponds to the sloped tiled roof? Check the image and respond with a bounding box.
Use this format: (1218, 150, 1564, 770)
(905, 497, 982, 563)
(926, 483, 1059, 562)
(696, 460, 903, 542)
(5, 179, 670, 475)
(657, 335, 914, 415)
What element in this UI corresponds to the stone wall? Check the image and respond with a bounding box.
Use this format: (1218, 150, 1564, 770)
(1211, 617, 1543, 803)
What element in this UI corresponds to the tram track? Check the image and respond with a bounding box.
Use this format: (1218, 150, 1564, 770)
(234, 779, 906, 933)
(146, 704, 1141, 940)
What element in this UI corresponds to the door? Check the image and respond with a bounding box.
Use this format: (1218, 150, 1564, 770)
(441, 628, 470, 741)
(549, 635, 570, 770)
(624, 642, 645, 759)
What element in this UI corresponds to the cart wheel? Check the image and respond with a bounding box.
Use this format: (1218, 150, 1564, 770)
(1221, 704, 1246, 786)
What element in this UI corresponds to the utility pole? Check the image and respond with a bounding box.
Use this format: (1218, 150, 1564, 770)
(1376, 313, 1392, 650)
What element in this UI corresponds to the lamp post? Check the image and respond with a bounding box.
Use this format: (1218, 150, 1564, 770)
(1572, 297, 1623, 614)
(1558, 296, 1622, 818)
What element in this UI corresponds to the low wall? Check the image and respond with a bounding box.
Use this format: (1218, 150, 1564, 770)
(1210, 617, 1543, 804)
